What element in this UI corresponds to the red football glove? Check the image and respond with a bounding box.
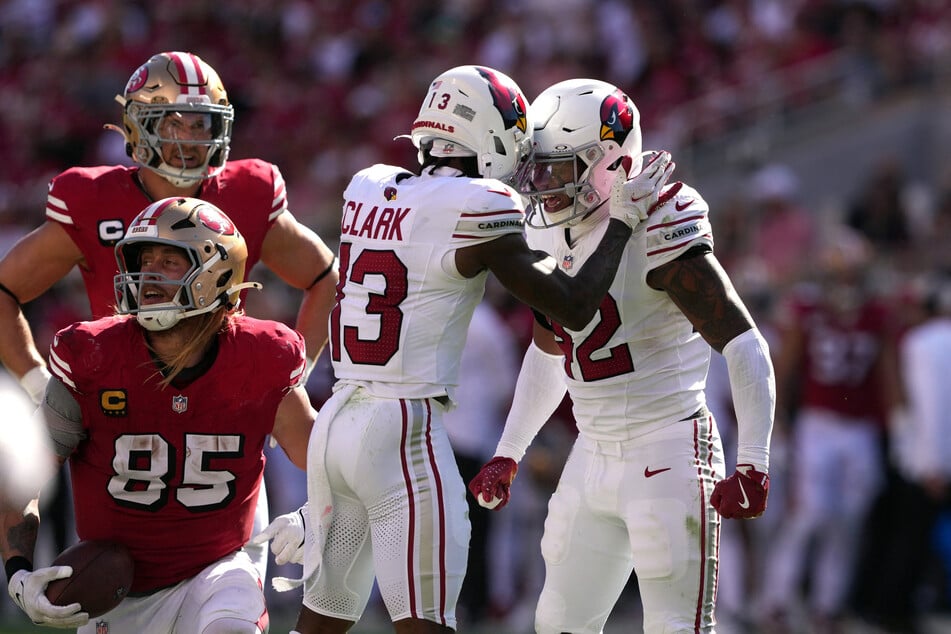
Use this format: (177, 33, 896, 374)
(711, 464, 769, 519)
(468, 457, 518, 510)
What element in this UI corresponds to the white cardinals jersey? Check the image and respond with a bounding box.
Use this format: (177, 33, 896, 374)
(330, 164, 525, 402)
(527, 182, 714, 440)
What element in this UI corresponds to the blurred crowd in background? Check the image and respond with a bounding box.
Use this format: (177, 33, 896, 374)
(2, 0, 951, 632)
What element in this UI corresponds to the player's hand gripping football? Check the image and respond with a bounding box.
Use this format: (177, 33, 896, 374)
(711, 464, 769, 519)
(8, 566, 89, 627)
(468, 456, 518, 510)
(249, 503, 307, 565)
(609, 150, 675, 230)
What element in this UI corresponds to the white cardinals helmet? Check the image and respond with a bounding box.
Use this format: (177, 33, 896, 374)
(519, 79, 643, 228)
(408, 65, 531, 182)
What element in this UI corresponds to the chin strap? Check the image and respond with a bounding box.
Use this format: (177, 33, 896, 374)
(137, 282, 263, 332)
(224, 281, 264, 310)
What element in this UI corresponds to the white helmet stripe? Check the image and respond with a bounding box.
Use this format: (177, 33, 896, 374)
(167, 52, 208, 100)
(138, 198, 179, 227)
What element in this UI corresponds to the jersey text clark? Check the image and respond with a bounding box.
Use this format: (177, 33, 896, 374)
(341, 202, 411, 241)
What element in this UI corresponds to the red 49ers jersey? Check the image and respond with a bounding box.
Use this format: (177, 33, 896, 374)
(48, 315, 305, 593)
(778, 287, 894, 420)
(45, 159, 286, 318)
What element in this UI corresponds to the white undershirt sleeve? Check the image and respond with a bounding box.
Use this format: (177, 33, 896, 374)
(721, 328, 775, 471)
(494, 341, 567, 462)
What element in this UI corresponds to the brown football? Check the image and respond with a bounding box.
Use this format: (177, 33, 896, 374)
(45, 540, 134, 618)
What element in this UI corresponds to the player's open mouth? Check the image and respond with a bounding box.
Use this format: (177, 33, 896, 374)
(542, 196, 567, 213)
(141, 287, 171, 304)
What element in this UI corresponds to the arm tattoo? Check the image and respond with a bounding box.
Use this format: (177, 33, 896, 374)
(649, 252, 754, 353)
(571, 220, 633, 316)
(4, 513, 39, 561)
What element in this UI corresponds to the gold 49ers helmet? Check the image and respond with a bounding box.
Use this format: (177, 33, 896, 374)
(109, 52, 234, 188)
(114, 197, 260, 331)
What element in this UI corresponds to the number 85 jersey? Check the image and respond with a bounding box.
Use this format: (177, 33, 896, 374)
(527, 183, 714, 439)
(48, 314, 306, 594)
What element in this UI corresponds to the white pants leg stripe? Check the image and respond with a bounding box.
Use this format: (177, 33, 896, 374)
(692, 412, 720, 631)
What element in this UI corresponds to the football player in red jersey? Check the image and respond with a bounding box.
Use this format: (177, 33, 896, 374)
(1, 198, 316, 631)
(759, 226, 900, 632)
(0, 51, 337, 580)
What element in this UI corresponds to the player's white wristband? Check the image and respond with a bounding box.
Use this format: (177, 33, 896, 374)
(19, 366, 51, 406)
(495, 342, 567, 462)
(722, 328, 775, 471)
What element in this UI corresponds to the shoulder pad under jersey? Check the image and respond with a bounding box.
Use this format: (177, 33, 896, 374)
(644, 182, 714, 266)
(452, 179, 525, 242)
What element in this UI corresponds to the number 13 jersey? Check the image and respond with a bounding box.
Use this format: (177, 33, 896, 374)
(330, 164, 525, 403)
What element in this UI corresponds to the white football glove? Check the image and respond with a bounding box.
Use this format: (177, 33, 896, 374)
(609, 150, 675, 230)
(249, 503, 307, 565)
(8, 566, 89, 628)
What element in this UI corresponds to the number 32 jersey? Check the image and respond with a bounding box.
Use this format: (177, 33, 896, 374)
(48, 314, 306, 593)
(527, 182, 715, 439)
(330, 164, 525, 402)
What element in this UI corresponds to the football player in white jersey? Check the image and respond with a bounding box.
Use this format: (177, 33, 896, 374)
(260, 66, 672, 634)
(468, 79, 777, 634)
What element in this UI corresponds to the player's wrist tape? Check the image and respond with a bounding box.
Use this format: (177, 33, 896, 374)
(4, 557, 32, 584)
(19, 365, 52, 406)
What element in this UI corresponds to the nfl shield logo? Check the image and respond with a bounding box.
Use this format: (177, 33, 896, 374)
(96, 621, 109, 634)
(562, 254, 574, 271)
(172, 395, 188, 414)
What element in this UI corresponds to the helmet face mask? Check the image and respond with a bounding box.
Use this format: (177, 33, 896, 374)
(520, 79, 643, 229)
(117, 52, 234, 188)
(408, 65, 532, 183)
(114, 197, 256, 331)
(518, 142, 608, 228)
